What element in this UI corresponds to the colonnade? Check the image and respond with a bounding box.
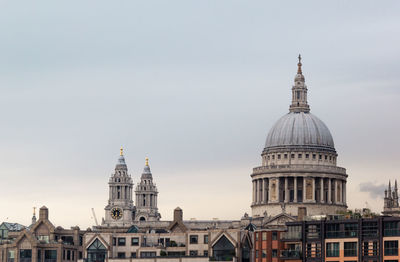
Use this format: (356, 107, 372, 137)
(251, 176, 346, 206)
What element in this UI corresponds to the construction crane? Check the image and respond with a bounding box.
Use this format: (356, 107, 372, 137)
(91, 208, 99, 226)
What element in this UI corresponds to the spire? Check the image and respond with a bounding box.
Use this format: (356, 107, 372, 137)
(115, 147, 127, 171)
(297, 54, 302, 74)
(31, 207, 37, 225)
(142, 157, 152, 178)
(289, 54, 310, 113)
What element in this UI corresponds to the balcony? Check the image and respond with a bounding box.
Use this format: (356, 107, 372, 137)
(384, 229, 400, 237)
(280, 250, 301, 259)
(281, 231, 302, 241)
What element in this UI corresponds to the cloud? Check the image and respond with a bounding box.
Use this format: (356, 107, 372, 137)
(359, 182, 387, 199)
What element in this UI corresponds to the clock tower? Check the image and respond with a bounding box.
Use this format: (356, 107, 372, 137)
(103, 148, 135, 227)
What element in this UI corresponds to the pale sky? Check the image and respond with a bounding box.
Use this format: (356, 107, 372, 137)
(0, 1, 399, 229)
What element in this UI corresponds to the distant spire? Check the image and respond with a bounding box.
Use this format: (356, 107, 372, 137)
(297, 54, 302, 74)
(145, 157, 149, 166)
(31, 207, 37, 225)
(289, 54, 310, 113)
(120, 146, 124, 156)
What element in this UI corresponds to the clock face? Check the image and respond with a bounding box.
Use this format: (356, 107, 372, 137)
(111, 207, 123, 220)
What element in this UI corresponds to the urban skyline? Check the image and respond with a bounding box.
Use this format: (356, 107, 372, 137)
(1, 1, 400, 229)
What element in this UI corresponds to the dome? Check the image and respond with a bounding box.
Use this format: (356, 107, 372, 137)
(264, 112, 335, 152)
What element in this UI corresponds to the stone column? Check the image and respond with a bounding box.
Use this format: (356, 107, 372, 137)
(320, 178, 324, 203)
(332, 179, 337, 204)
(328, 178, 332, 204)
(264, 179, 268, 203)
(312, 177, 316, 202)
(343, 181, 347, 205)
(276, 178, 281, 202)
(259, 179, 263, 204)
(252, 180, 255, 204)
(255, 180, 258, 203)
(294, 177, 298, 203)
(284, 177, 289, 203)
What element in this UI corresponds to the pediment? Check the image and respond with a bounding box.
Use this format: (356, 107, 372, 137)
(263, 213, 296, 227)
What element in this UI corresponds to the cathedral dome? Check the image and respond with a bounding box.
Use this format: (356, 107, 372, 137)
(264, 112, 335, 152)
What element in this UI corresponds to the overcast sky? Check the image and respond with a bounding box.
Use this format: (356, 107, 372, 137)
(0, 1, 399, 229)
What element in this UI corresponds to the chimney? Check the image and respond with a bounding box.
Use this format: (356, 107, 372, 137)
(298, 207, 307, 221)
(173, 207, 183, 222)
(39, 206, 49, 220)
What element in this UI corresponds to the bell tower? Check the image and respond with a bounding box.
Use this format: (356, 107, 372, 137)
(134, 157, 161, 221)
(103, 147, 135, 227)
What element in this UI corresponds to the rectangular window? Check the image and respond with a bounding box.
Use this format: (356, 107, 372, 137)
(79, 252, 82, 259)
(319, 155, 322, 160)
(189, 235, 198, 244)
(272, 155, 275, 160)
(326, 242, 340, 257)
(112, 237, 116, 246)
(272, 249, 277, 257)
(131, 237, 139, 246)
(291, 154, 295, 159)
(313, 154, 316, 159)
(131, 253, 136, 258)
(44, 250, 57, 260)
(277, 154, 281, 159)
(284, 154, 288, 159)
(262, 251, 267, 258)
(204, 251, 208, 257)
(384, 240, 398, 256)
(118, 237, 126, 246)
(117, 252, 125, 259)
(262, 232, 267, 241)
(298, 154, 302, 159)
(189, 250, 198, 256)
(272, 232, 277, 240)
(344, 242, 357, 257)
(67, 250, 71, 260)
(140, 252, 156, 258)
(384, 221, 399, 236)
(255, 232, 259, 241)
(305, 154, 309, 159)
(325, 155, 328, 160)
(344, 223, 358, 237)
(204, 235, 209, 244)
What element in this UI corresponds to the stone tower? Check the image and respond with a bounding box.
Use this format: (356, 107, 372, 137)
(103, 148, 135, 226)
(251, 55, 348, 218)
(134, 158, 160, 221)
(383, 180, 400, 216)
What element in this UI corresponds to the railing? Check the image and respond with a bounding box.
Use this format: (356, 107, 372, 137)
(280, 250, 301, 259)
(384, 229, 400, 236)
(252, 164, 346, 175)
(281, 232, 302, 240)
(326, 231, 358, 238)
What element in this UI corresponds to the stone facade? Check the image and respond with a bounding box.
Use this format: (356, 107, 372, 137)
(103, 149, 135, 227)
(0, 207, 85, 262)
(383, 180, 400, 216)
(134, 158, 161, 222)
(251, 56, 347, 218)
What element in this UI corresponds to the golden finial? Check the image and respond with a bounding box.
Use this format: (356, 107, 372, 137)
(120, 147, 124, 156)
(145, 157, 149, 166)
(33, 207, 36, 216)
(297, 54, 302, 74)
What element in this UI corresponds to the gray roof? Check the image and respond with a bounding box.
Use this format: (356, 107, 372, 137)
(1, 222, 25, 231)
(264, 112, 335, 152)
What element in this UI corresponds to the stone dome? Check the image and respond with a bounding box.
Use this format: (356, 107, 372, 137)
(264, 112, 335, 152)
